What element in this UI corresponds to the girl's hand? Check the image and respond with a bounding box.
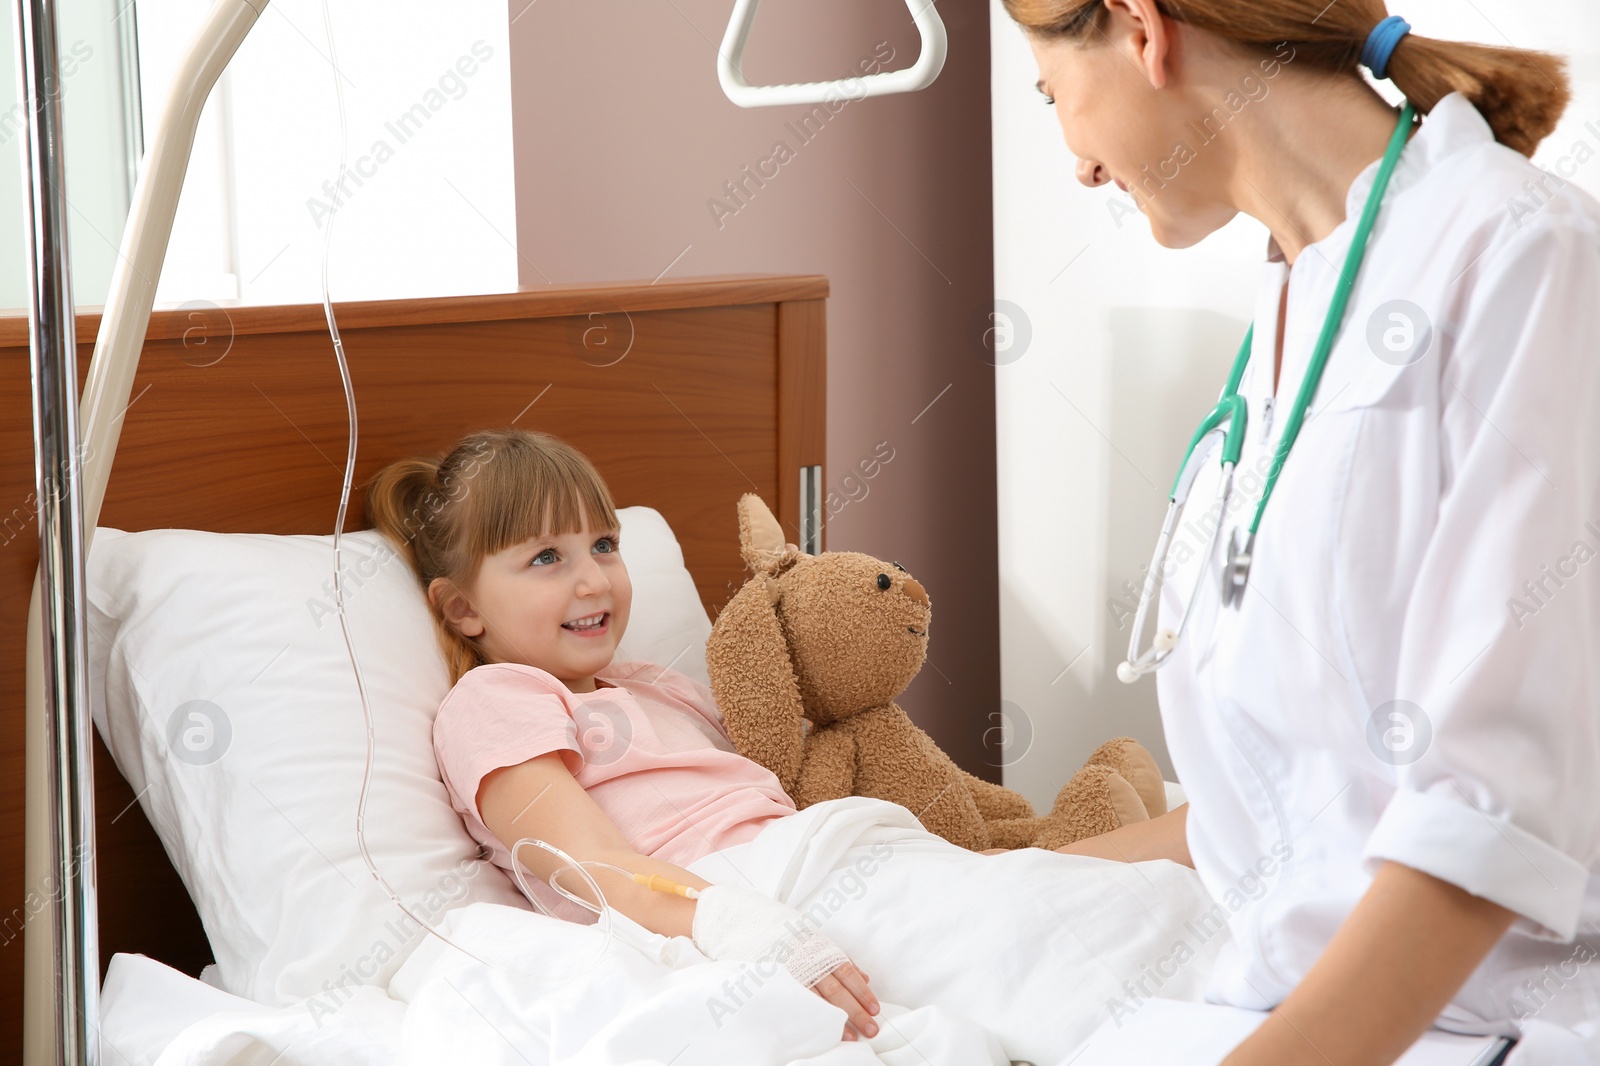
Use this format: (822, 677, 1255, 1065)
(814, 960, 879, 1041)
(689, 884, 879, 1043)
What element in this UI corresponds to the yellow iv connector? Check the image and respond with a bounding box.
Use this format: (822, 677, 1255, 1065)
(632, 872, 702, 899)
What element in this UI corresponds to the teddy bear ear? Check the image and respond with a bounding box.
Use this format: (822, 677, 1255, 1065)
(737, 493, 790, 575)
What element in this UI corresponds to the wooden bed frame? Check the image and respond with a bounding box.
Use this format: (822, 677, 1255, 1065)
(0, 272, 826, 1059)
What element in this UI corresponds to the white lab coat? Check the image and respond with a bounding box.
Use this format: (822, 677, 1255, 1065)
(1156, 92, 1600, 1062)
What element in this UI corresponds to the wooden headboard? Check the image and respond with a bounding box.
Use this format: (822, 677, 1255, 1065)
(0, 272, 826, 1058)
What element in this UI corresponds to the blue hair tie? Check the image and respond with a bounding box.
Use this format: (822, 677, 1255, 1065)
(1361, 15, 1411, 80)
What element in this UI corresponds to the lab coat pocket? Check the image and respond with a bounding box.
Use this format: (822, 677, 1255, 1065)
(1332, 399, 1442, 736)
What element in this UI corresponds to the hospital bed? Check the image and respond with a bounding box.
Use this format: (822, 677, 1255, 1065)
(0, 275, 828, 1058)
(0, 275, 1234, 1066)
(0, 292, 1513, 1066)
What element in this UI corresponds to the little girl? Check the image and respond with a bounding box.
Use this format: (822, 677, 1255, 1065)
(367, 427, 882, 1041)
(366, 427, 1216, 1061)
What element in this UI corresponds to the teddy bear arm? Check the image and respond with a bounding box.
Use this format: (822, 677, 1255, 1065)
(705, 578, 809, 793)
(792, 728, 858, 809)
(840, 707, 987, 851)
(721, 696, 807, 795)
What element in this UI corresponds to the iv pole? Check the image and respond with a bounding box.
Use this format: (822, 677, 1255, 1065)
(15, 0, 941, 1060)
(13, 0, 97, 1060)
(18, 1, 267, 1062)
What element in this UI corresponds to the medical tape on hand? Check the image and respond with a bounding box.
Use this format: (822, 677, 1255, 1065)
(690, 884, 849, 989)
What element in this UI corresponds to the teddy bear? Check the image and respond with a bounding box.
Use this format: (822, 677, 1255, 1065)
(704, 493, 1170, 853)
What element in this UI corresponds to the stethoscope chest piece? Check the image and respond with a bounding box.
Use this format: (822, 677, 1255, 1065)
(1220, 528, 1254, 608)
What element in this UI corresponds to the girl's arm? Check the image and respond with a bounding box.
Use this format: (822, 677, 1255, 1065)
(478, 751, 881, 1041)
(1052, 802, 1192, 867)
(479, 752, 709, 938)
(1221, 860, 1516, 1066)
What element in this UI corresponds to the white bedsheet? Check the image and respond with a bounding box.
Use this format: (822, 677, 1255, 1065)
(101, 795, 1224, 1066)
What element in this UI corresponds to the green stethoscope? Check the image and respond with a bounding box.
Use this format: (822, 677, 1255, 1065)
(1119, 100, 1418, 684)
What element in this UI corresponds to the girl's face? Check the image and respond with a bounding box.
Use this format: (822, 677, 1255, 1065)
(436, 513, 632, 692)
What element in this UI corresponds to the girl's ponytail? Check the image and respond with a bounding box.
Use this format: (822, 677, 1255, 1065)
(365, 454, 446, 582)
(365, 452, 483, 684)
(1002, 0, 1571, 157)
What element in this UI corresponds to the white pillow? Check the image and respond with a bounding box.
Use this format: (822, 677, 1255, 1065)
(86, 506, 713, 1007)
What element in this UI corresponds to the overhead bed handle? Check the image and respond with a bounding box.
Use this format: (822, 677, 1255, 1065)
(717, 0, 947, 108)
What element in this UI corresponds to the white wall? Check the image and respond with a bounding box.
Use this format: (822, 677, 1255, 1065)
(991, 1, 1600, 810)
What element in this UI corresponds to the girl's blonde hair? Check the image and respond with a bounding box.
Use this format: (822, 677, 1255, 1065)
(365, 428, 619, 685)
(1003, 0, 1570, 157)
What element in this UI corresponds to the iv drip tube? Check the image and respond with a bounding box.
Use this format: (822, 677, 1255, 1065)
(316, 0, 617, 973)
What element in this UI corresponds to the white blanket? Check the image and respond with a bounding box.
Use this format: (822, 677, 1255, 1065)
(101, 797, 1227, 1066)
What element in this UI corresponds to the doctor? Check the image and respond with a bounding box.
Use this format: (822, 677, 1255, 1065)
(1009, 1, 1600, 1064)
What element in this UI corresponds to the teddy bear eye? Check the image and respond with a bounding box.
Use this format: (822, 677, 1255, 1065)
(876, 573, 892, 591)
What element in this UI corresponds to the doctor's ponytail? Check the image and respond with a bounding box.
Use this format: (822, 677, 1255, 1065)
(1004, 0, 1571, 157)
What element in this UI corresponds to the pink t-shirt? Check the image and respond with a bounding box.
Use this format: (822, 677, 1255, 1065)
(433, 660, 797, 922)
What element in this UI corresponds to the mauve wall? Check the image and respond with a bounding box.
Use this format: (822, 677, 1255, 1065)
(507, 0, 999, 776)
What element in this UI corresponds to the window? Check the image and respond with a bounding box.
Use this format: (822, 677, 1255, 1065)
(3, 0, 516, 312)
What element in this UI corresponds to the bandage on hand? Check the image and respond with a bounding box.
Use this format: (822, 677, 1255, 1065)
(690, 883, 850, 990)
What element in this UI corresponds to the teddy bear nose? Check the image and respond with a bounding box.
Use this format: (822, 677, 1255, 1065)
(901, 577, 928, 605)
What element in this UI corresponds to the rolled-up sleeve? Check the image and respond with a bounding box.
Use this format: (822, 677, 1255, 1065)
(1358, 210, 1600, 942)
